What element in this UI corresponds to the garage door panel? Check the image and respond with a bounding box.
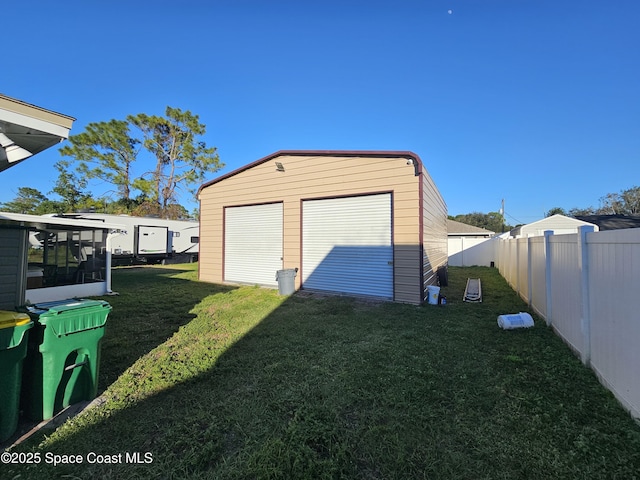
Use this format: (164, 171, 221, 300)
(302, 194, 393, 299)
(225, 203, 282, 286)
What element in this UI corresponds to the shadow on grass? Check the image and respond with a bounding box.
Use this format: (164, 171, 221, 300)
(2, 265, 238, 450)
(6, 267, 640, 479)
(98, 266, 238, 389)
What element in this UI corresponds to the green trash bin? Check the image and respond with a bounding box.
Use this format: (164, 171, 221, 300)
(0, 311, 33, 442)
(21, 298, 111, 421)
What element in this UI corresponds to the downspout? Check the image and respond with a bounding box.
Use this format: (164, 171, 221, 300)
(412, 154, 425, 303)
(105, 230, 122, 295)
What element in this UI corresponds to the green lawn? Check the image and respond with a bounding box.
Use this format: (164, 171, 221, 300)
(7, 265, 640, 479)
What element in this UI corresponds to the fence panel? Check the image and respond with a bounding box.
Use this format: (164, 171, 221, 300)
(497, 239, 506, 279)
(548, 234, 583, 354)
(529, 236, 546, 318)
(497, 239, 507, 277)
(448, 237, 495, 267)
(505, 239, 518, 290)
(517, 238, 529, 302)
(587, 229, 640, 417)
(494, 228, 640, 419)
(497, 237, 511, 283)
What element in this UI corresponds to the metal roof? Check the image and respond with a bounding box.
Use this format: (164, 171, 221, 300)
(574, 214, 640, 231)
(197, 150, 424, 195)
(447, 219, 495, 236)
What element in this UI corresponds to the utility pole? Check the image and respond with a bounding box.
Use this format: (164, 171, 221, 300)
(500, 199, 505, 233)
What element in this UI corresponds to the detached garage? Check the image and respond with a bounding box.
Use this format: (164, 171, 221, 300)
(197, 151, 447, 305)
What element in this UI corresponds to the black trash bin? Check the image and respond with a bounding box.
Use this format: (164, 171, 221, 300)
(437, 265, 448, 287)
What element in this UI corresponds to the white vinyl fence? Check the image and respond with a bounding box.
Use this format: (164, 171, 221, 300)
(448, 237, 495, 267)
(495, 227, 640, 419)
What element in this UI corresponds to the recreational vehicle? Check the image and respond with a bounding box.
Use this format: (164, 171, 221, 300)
(51, 213, 199, 265)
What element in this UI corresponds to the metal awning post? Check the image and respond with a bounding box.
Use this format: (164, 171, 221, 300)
(105, 230, 122, 295)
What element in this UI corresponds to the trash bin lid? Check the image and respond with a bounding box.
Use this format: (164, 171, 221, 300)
(0, 311, 31, 329)
(276, 268, 298, 279)
(27, 298, 111, 316)
(25, 299, 111, 334)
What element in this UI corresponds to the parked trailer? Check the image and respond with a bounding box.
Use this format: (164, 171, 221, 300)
(52, 214, 199, 265)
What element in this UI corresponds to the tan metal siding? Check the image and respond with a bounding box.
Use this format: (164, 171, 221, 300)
(199, 153, 445, 304)
(421, 166, 448, 301)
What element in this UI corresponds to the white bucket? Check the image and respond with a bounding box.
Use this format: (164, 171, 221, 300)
(497, 312, 534, 330)
(427, 285, 440, 305)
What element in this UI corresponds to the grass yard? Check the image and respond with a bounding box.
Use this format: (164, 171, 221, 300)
(6, 265, 640, 479)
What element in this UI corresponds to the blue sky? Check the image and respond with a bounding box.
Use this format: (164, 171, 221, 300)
(2, 0, 638, 224)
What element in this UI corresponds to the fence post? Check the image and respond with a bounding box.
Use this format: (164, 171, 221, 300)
(515, 238, 520, 295)
(527, 237, 533, 307)
(544, 230, 553, 326)
(578, 225, 595, 366)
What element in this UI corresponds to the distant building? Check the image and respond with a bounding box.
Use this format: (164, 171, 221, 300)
(447, 219, 495, 267)
(574, 215, 640, 231)
(447, 219, 494, 238)
(509, 214, 598, 238)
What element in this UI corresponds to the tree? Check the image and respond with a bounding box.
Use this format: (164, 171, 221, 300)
(0, 187, 49, 214)
(56, 107, 221, 218)
(598, 186, 640, 215)
(620, 186, 640, 214)
(559, 186, 640, 218)
(568, 207, 595, 217)
(59, 119, 140, 200)
(545, 207, 567, 217)
(451, 211, 511, 233)
(128, 107, 223, 216)
(51, 160, 92, 212)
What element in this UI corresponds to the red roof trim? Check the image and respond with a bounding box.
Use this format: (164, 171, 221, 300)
(197, 150, 424, 195)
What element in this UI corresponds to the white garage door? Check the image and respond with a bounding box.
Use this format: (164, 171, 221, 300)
(302, 193, 393, 299)
(225, 203, 283, 287)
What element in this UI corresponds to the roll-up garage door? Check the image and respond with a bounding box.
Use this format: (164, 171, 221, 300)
(302, 193, 393, 299)
(224, 203, 282, 287)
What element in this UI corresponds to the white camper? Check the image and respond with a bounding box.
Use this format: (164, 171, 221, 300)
(52, 213, 199, 265)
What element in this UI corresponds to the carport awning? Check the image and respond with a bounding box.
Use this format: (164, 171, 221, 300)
(0, 212, 125, 232)
(0, 94, 75, 172)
